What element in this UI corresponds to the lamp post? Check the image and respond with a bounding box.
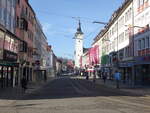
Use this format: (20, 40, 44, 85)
(93, 21, 108, 25)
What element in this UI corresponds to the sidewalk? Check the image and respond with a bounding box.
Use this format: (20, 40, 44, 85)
(92, 78, 150, 96)
(0, 77, 55, 100)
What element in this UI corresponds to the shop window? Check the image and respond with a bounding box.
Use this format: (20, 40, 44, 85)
(4, 35, 11, 51)
(146, 36, 150, 48)
(142, 38, 145, 49)
(138, 40, 142, 50)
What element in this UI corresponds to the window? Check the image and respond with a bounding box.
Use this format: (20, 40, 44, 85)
(125, 8, 132, 22)
(119, 32, 124, 43)
(138, 0, 148, 7)
(26, 7, 28, 16)
(0, 0, 1, 7)
(4, 35, 11, 50)
(0, 30, 4, 49)
(125, 29, 129, 40)
(140, 0, 144, 6)
(19, 41, 27, 52)
(16, 16, 19, 27)
(146, 36, 149, 48)
(138, 40, 142, 50)
(145, 0, 149, 2)
(118, 16, 124, 28)
(20, 18, 28, 31)
(17, 0, 20, 5)
(142, 38, 145, 49)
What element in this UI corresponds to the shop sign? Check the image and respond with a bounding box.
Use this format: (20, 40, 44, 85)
(3, 50, 18, 61)
(4, 34, 19, 53)
(88, 45, 99, 65)
(119, 62, 134, 67)
(0, 61, 19, 67)
(135, 56, 150, 62)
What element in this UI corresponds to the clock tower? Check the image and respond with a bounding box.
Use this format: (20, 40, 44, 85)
(74, 20, 84, 68)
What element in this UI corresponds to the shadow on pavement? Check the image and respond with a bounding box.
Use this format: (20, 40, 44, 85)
(0, 77, 149, 100)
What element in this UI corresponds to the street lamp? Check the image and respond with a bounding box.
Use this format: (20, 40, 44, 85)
(124, 24, 145, 29)
(93, 21, 108, 25)
(124, 24, 146, 57)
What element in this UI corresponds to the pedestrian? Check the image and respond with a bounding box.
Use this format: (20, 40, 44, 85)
(114, 70, 121, 89)
(98, 69, 101, 78)
(85, 70, 89, 80)
(44, 71, 47, 82)
(21, 76, 27, 93)
(102, 72, 107, 84)
(93, 69, 96, 83)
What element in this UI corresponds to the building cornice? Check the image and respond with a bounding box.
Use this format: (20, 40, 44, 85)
(93, 0, 133, 45)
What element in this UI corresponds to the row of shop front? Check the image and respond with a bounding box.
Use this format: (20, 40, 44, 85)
(81, 45, 150, 86)
(0, 26, 33, 88)
(101, 55, 150, 86)
(0, 60, 33, 88)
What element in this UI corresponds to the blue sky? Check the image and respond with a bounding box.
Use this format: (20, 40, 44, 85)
(29, 0, 124, 59)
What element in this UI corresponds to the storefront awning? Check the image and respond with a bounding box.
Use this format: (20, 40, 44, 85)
(0, 61, 19, 67)
(119, 62, 135, 67)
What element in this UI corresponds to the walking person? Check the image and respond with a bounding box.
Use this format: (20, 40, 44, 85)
(103, 72, 107, 84)
(93, 68, 96, 83)
(21, 76, 27, 93)
(85, 69, 89, 80)
(114, 70, 121, 89)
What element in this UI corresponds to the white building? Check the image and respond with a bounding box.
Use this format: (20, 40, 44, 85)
(133, 0, 150, 85)
(92, 0, 150, 85)
(74, 20, 84, 68)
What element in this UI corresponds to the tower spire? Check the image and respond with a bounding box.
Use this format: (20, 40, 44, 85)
(76, 19, 83, 35)
(74, 19, 84, 68)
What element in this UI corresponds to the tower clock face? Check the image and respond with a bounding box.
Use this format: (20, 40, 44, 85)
(78, 34, 83, 39)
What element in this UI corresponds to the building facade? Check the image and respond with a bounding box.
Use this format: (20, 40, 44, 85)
(74, 20, 84, 68)
(91, 0, 150, 85)
(133, 0, 150, 85)
(15, 0, 35, 83)
(0, 0, 20, 88)
(0, 0, 57, 89)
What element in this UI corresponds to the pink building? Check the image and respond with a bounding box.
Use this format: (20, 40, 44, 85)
(15, 0, 35, 82)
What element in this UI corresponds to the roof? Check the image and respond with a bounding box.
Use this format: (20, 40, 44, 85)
(92, 0, 133, 45)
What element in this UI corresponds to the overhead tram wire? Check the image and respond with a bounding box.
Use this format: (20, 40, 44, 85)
(35, 10, 104, 24)
(36, 10, 104, 41)
(85, 26, 102, 39)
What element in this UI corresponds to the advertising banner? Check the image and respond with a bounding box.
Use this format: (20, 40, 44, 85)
(4, 35, 19, 53)
(88, 45, 99, 65)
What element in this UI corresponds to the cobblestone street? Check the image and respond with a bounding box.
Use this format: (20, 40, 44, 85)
(0, 76, 150, 113)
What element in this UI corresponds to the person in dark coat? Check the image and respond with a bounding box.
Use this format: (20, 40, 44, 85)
(102, 72, 107, 84)
(21, 76, 27, 92)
